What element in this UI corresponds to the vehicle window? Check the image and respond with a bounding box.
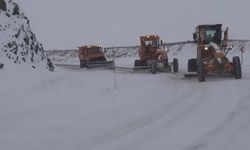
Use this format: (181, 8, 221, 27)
(145, 41, 152, 46)
(145, 40, 159, 47)
(87, 47, 100, 53)
(203, 28, 220, 44)
(206, 30, 217, 39)
(152, 40, 159, 47)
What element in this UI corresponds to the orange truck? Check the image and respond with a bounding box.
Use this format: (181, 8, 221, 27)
(78, 45, 113, 68)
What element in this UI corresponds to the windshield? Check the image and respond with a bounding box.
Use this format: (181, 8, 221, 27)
(145, 40, 159, 47)
(201, 26, 221, 45)
(87, 47, 101, 53)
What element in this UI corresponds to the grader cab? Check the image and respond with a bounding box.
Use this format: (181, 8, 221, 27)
(187, 24, 242, 82)
(134, 35, 178, 74)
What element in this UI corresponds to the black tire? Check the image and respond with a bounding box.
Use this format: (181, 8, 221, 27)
(188, 58, 197, 72)
(164, 58, 169, 67)
(197, 59, 205, 82)
(80, 62, 84, 68)
(233, 56, 242, 79)
(173, 58, 179, 73)
(134, 60, 142, 67)
(80, 61, 87, 68)
(151, 60, 158, 74)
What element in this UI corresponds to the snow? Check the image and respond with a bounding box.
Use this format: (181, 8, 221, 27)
(1, 41, 250, 150)
(0, 0, 54, 71)
(1, 0, 250, 149)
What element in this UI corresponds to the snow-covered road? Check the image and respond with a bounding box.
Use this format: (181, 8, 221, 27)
(1, 40, 250, 150)
(1, 65, 250, 150)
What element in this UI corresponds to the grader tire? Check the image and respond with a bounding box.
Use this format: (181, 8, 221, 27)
(80, 61, 88, 68)
(233, 56, 242, 79)
(151, 60, 158, 74)
(188, 58, 197, 72)
(197, 59, 205, 82)
(135, 60, 143, 67)
(164, 58, 169, 67)
(173, 58, 179, 73)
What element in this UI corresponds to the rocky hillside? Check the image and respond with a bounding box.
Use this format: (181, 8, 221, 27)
(0, 0, 54, 71)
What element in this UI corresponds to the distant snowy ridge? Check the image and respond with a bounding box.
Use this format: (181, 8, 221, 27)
(0, 0, 54, 71)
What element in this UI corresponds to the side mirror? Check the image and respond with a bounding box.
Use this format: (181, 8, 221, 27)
(160, 40, 163, 45)
(193, 33, 197, 41)
(228, 45, 233, 50)
(240, 47, 245, 53)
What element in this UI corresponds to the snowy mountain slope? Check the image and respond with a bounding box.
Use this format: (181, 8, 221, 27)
(0, 0, 54, 71)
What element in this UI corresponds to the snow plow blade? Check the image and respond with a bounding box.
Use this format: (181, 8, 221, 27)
(113, 66, 150, 73)
(82, 61, 114, 69)
(114, 65, 172, 73)
(133, 66, 151, 71)
(184, 72, 197, 77)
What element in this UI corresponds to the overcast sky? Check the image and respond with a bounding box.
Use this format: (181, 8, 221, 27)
(15, 0, 250, 50)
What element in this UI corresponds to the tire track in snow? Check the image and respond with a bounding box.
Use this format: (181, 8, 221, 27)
(114, 83, 211, 150)
(186, 83, 250, 150)
(90, 80, 244, 150)
(75, 83, 202, 150)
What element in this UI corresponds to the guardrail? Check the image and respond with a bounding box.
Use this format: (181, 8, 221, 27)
(44, 39, 249, 62)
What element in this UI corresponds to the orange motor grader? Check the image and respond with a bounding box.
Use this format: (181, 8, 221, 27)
(78, 45, 113, 68)
(187, 24, 242, 82)
(134, 35, 178, 74)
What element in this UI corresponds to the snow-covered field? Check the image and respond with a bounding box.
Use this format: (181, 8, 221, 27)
(1, 42, 250, 150)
